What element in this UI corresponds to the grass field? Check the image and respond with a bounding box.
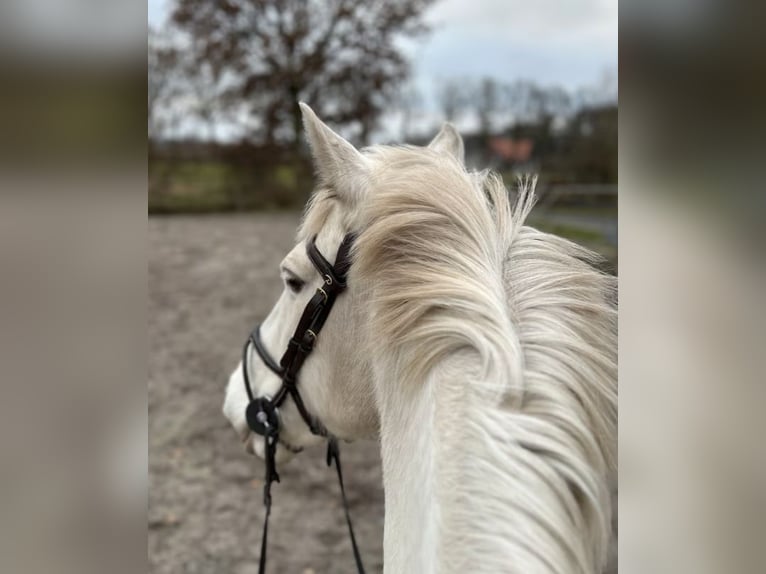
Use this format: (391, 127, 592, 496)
(149, 159, 313, 213)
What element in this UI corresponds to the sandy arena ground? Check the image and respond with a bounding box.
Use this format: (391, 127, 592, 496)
(149, 214, 615, 574)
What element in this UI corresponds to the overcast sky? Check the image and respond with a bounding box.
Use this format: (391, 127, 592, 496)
(149, 0, 617, 140)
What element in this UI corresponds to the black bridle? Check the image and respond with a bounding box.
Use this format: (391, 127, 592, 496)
(241, 232, 365, 574)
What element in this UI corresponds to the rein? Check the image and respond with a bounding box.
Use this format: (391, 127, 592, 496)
(241, 233, 365, 574)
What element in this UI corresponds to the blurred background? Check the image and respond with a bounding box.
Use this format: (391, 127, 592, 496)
(147, 1, 617, 573)
(148, 0, 617, 265)
(1, 0, 764, 572)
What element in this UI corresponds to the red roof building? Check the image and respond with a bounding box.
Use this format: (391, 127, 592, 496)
(487, 137, 534, 163)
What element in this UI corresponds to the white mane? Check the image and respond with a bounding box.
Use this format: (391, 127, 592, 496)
(300, 144, 616, 573)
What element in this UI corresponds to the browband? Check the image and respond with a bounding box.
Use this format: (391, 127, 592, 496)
(307, 233, 355, 288)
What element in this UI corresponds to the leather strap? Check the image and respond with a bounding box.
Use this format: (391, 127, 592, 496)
(258, 431, 279, 574)
(257, 438, 365, 574)
(243, 232, 365, 574)
(258, 500, 270, 574)
(307, 233, 355, 290)
(251, 325, 283, 378)
(327, 438, 366, 574)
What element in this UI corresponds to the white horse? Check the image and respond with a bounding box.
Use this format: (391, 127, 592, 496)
(224, 103, 617, 574)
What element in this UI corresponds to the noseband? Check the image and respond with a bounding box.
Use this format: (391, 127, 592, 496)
(241, 232, 365, 574)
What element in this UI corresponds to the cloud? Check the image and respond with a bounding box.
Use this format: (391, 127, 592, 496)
(395, 0, 617, 120)
(418, 0, 616, 81)
(427, 0, 617, 40)
(148, 0, 169, 28)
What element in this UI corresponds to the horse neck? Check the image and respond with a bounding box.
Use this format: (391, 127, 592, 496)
(376, 350, 482, 574)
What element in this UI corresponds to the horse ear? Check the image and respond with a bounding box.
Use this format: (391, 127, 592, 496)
(428, 123, 465, 165)
(299, 102, 368, 201)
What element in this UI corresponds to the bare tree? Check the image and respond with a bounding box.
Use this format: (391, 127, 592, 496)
(438, 78, 467, 123)
(538, 85, 573, 131)
(476, 77, 500, 136)
(149, 26, 231, 142)
(504, 79, 541, 125)
(573, 67, 618, 110)
(181, 57, 223, 142)
(172, 0, 435, 147)
(504, 79, 575, 131)
(396, 81, 423, 141)
(148, 27, 181, 140)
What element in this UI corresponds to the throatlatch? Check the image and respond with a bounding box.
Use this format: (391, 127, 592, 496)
(240, 233, 365, 574)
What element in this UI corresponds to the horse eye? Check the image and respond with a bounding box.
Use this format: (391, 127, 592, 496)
(286, 277, 304, 293)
